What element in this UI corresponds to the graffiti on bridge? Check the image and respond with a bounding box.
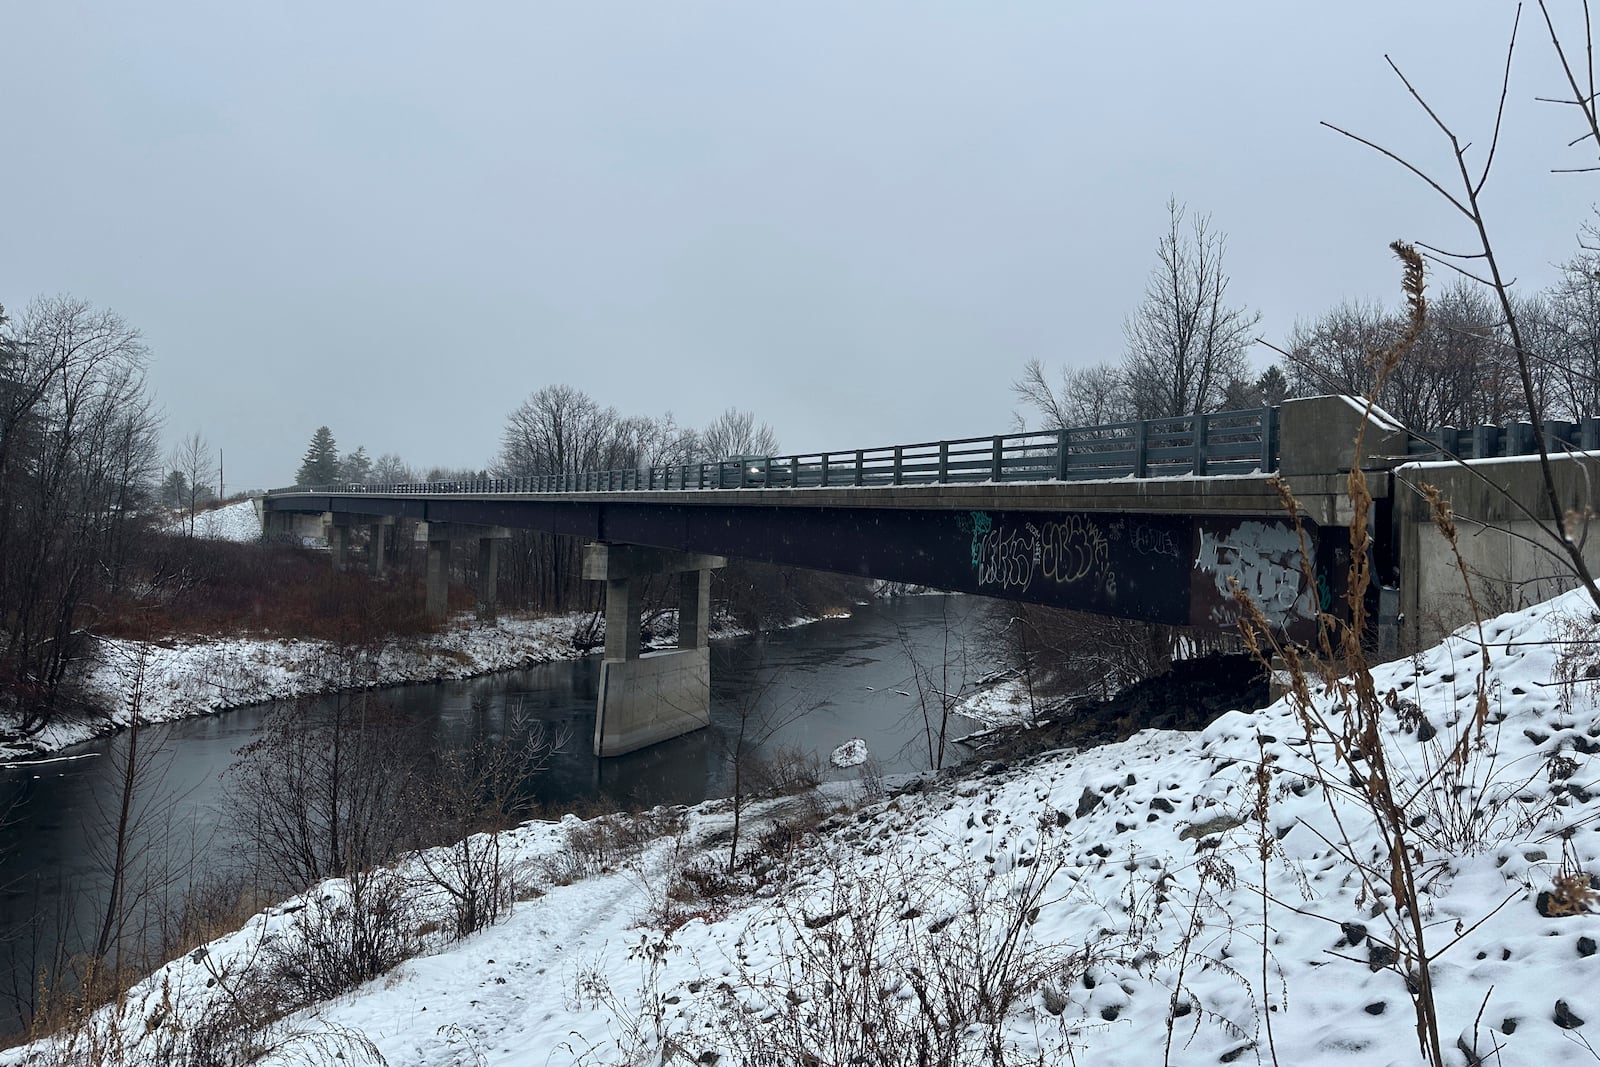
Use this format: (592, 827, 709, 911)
(1192, 520, 1316, 632)
(966, 511, 1117, 598)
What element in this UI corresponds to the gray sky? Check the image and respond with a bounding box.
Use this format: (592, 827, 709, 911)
(4, 1, 1596, 490)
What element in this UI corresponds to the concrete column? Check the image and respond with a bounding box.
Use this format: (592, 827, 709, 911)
(604, 576, 643, 660)
(678, 568, 712, 649)
(368, 523, 388, 577)
(328, 523, 349, 571)
(426, 540, 451, 621)
(476, 536, 501, 623)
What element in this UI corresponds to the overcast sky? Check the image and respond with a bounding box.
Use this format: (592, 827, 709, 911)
(4, 2, 1597, 490)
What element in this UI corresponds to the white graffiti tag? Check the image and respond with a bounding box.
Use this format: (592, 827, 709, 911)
(1194, 521, 1313, 628)
(974, 516, 1115, 596)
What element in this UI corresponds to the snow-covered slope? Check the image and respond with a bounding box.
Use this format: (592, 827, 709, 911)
(160, 499, 262, 542)
(9, 592, 1600, 1066)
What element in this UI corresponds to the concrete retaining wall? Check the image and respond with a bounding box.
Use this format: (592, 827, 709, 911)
(1397, 453, 1600, 647)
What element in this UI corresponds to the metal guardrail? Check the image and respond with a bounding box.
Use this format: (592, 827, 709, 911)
(1405, 416, 1600, 461)
(269, 407, 1281, 497)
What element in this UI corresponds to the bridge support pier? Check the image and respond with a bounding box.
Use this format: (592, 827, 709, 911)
(367, 519, 396, 577)
(584, 543, 726, 757)
(323, 513, 357, 570)
(415, 522, 511, 622)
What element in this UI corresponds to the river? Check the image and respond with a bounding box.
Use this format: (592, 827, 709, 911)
(0, 594, 997, 1033)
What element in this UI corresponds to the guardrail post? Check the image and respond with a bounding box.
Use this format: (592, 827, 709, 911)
(1054, 431, 1068, 479)
(1132, 420, 1148, 478)
(820, 453, 830, 487)
(1191, 415, 1208, 475)
(1262, 408, 1279, 472)
(990, 437, 1002, 481)
(854, 450, 864, 486)
(938, 441, 949, 482)
(1437, 426, 1460, 457)
(1583, 417, 1600, 451)
(1544, 419, 1577, 451)
(893, 446, 903, 485)
(1472, 424, 1499, 460)
(789, 456, 799, 486)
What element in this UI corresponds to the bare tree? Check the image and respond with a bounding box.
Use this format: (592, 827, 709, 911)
(1121, 198, 1261, 419)
(1539, 237, 1600, 418)
(370, 452, 414, 485)
(1011, 359, 1131, 430)
(1284, 279, 1523, 428)
(698, 407, 779, 460)
(0, 296, 160, 730)
(1323, 2, 1600, 610)
(170, 432, 213, 537)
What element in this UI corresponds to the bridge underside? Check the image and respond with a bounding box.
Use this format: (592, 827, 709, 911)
(265, 493, 1348, 642)
(265, 485, 1359, 757)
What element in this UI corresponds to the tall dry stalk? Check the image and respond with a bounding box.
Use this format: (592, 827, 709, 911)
(1232, 242, 1449, 1067)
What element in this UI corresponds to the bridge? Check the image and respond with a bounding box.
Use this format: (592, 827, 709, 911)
(260, 395, 1600, 756)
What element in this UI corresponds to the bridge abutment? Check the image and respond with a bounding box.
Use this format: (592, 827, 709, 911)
(584, 543, 726, 757)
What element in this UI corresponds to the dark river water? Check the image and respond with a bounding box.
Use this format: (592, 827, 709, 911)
(0, 595, 996, 1031)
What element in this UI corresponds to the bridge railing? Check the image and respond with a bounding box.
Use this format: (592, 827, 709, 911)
(1405, 416, 1600, 461)
(269, 406, 1281, 497)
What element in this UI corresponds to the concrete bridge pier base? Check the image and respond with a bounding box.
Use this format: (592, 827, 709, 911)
(415, 522, 511, 622)
(584, 543, 726, 757)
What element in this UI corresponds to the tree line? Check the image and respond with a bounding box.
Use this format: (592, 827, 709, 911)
(1015, 197, 1600, 434)
(0, 297, 159, 729)
(288, 392, 832, 622)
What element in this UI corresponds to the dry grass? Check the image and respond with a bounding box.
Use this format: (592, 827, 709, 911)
(97, 536, 436, 643)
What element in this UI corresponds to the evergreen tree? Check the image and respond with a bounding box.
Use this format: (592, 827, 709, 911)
(160, 470, 189, 509)
(340, 445, 372, 484)
(295, 426, 340, 485)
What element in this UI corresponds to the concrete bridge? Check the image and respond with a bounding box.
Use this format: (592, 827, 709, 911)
(260, 396, 1600, 756)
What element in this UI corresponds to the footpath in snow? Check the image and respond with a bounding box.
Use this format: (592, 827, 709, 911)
(10, 589, 1599, 1065)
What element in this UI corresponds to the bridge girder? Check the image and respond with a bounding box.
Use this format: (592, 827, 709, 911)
(266, 492, 1348, 641)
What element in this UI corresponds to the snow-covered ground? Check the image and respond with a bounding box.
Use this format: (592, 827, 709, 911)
(10, 590, 1599, 1065)
(160, 499, 263, 542)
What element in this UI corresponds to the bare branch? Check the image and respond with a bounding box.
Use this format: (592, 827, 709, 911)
(1320, 121, 1474, 218)
(1474, 4, 1523, 197)
(1539, 0, 1600, 164)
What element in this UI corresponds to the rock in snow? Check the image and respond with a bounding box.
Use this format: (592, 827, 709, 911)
(830, 737, 869, 767)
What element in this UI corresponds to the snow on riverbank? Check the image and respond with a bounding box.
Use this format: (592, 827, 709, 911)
(0, 613, 596, 762)
(11, 590, 1599, 1065)
(0, 607, 841, 764)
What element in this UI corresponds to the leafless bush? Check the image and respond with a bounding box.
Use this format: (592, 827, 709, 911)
(257, 867, 418, 1013)
(541, 809, 688, 886)
(416, 704, 565, 938)
(701, 835, 1075, 1067)
(227, 687, 431, 892)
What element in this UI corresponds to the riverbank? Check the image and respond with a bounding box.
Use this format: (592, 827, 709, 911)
(0, 608, 844, 764)
(8, 588, 1596, 1066)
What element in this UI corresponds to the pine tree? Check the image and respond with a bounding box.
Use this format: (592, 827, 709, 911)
(340, 445, 372, 484)
(160, 470, 189, 509)
(295, 426, 340, 485)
